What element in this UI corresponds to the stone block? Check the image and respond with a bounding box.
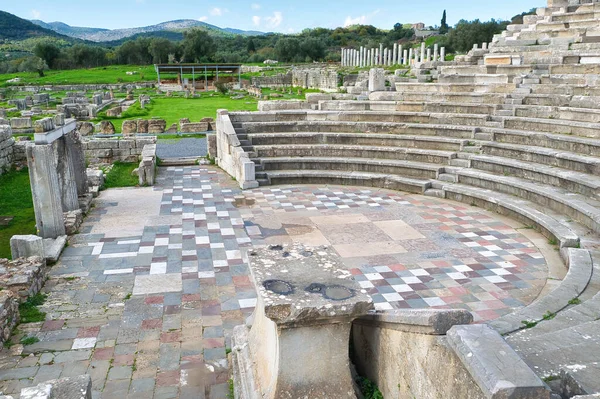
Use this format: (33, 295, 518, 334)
(166, 123, 178, 133)
(207, 133, 217, 159)
(137, 119, 149, 133)
(232, 244, 373, 399)
(105, 106, 122, 117)
(447, 324, 550, 399)
(368, 68, 386, 92)
(99, 121, 116, 134)
(180, 122, 208, 133)
(122, 120, 137, 135)
(77, 122, 94, 136)
(0, 256, 46, 300)
(20, 375, 92, 399)
(10, 117, 32, 129)
(34, 118, 55, 134)
(147, 119, 166, 134)
(53, 113, 65, 127)
(10, 235, 44, 259)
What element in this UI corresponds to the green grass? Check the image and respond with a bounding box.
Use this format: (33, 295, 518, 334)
(103, 162, 139, 189)
(20, 336, 40, 346)
(358, 377, 384, 399)
(0, 169, 35, 259)
(19, 293, 47, 324)
(568, 297, 582, 305)
(97, 94, 259, 133)
(0, 65, 157, 86)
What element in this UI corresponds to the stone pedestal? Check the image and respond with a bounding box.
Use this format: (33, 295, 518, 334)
(232, 244, 373, 399)
(368, 68, 386, 92)
(10, 235, 43, 259)
(26, 145, 66, 238)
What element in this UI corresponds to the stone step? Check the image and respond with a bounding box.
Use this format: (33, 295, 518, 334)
(253, 145, 456, 165)
(438, 74, 510, 84)
(529, 84, 600, 96)
(481, 141, 600, 174)
(453, 166, 600, 234)
(247, 132, 467, 151)
(438, 182, 580, 250)
(257, 178, 270, 186)
(503, 115, 600, 139)
(424, 188, 445, 198)
(485, 127, 600, 157)
(448, 159, 470, 167)
(392, 82, 516, 94)
(320, 100, 497, 115)
(438, 173, 458, 183)
(373, 91, 508, 105)
(264, 170, 432, 194)
(158, 157, 198, 166)
(514, 104, 600, 122)
(258, 157, 444, 180)
(508, 318, 600, 395)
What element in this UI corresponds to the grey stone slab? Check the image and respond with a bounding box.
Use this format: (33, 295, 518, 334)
(447, 324, 550, 399)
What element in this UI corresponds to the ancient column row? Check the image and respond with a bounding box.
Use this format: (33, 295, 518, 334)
(341, 44, 447, 67)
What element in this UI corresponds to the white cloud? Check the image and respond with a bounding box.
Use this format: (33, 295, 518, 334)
(252, 16, 261, 26)
(198, 16, 208, 22)
(343, 9, 380, 27)
(210, 7, 228, 16)
(265, 11, 283, 28)
(31, 9, 41, 19)
(251, 3, 261, 10)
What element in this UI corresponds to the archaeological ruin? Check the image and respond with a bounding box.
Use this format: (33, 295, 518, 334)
(0, 0, 600, 398)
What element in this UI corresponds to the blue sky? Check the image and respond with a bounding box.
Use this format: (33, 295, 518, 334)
(4, 0, 542, 32)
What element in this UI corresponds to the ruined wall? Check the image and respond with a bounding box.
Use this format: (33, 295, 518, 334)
(292, 68, 339, 91)
(14, 83, 155, 93)
(82, 137, 156, 165)
(252, 72, 293, 87)
(0, 125, 15, 175)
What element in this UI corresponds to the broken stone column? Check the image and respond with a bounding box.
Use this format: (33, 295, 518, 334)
(26, 144, 66, 238)
(420, 43, 426, 63)
(398, 45, 403, 64)
(427, 48, 431, 62)
(393, 43, 398, 65)
(10, 235, 44, 259)
(374, 49, 379, 66)
(54, 136, 80, 212)
(232, 244, 373, 399)
(371, 48, 375, 66)
(64, 131, 89, 197)
(403, 49, 408, 65)
(441, 47, 446, 62)
(368, 68, 386, 92)
(433, 43, 439, 62)
(379, 43, 384, 65)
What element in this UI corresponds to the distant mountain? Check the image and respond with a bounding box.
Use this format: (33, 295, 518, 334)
(31, 20, 109, 38)
(30, 19, 266, 42)
(0, 11, 70, 41)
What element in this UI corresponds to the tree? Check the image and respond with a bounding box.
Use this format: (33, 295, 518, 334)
(275, 38, 300, 62)
(440, 10, 449, 34)
(149, 38, 175, 64)
(33, 42, 61, 69)
(247, 38, 256, 54)
(182, 29, 215, 62)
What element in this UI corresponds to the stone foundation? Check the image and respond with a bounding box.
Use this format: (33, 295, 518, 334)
(83, 137, 156, 164)
(0, 257, 47, 301)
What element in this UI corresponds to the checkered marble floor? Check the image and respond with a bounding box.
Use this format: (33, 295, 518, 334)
(0, 166, 549, 398)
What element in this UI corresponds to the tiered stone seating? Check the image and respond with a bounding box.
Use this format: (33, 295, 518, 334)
(225, 1, 600, 395)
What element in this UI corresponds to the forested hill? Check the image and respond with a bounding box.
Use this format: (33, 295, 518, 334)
(0, 11, 69, 41)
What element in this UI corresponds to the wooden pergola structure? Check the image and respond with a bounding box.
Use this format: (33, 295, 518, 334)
(154, 63, 243, 91)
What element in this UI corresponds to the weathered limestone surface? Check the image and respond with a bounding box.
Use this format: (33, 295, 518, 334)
(148, 119, 166, 134)
(20, 375, 92, 399)
(10, 235, 43, 259)
(368, 68, 386, 93)
(233, 244, 372, 399)
(138, 144, 156, 186)
(0, 256, 46, 301)
(0, 291, 19, 345)
(0, 125, 15, 175)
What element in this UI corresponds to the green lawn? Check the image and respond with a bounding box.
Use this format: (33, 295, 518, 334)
(0, 169, 35, 260)
(102, 162, 140, 189)
(0, 65, 157, 86)
(97, 94, 259, 132)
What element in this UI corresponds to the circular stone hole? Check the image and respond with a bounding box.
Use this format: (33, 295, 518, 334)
(324, 285, 354, 301)
(263, 279, 294, 295)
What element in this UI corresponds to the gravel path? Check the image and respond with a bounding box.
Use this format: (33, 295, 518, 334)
(156, 137, 208, 158)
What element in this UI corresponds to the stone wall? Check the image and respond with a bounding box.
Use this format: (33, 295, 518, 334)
(352, 310, 550, 399)
(292, 68, 339, 91)
(215, 110, 258, 189)
(82, 137, 156, 164)
(252, 72, 293, 88)
(0, 125, 14, 175)
(14, 83, 155, 93)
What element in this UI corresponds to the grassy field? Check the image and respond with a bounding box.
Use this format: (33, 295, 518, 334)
(102, 162, 140, 189)
(0, 169, 35, 260)
(0, 65, 157, 86)
(97, 94, 260, 132)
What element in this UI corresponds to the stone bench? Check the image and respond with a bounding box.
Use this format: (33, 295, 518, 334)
(252, 146, 456, 165)
(467, 153, 600, 198)
(438, 183, 580, 249)
(263, 170, 432, 194)
(231, 244, 373, 398)
(393, 82, 517, 94)
(503, 116, 600, 139)
(438, 73, 510, 84)
(453, 168, 600, 235)
(514, 105, 600, 122)
(258, 157, 444, 180)
(247, 132, 467, 151)
(372, 92, 508, 105)
(486, 127, 600, 157)
(319, 100, 498, 114)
